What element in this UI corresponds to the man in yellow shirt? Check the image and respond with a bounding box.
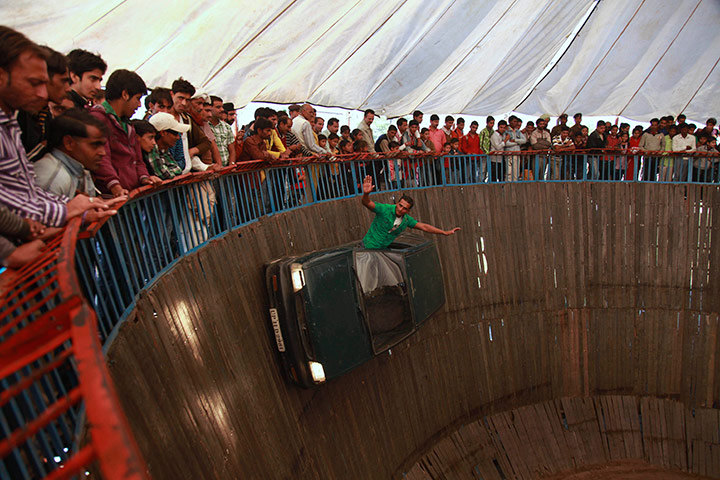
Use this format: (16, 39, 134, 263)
(264, 109, 288, 159)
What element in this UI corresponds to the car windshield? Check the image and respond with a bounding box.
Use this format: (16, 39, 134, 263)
(355, 251, 414, 352)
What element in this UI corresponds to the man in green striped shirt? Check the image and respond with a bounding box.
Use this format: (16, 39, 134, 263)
(147, 112, 189, 180)
(477, 116, 495, 182)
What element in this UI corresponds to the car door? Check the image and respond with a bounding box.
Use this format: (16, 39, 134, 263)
(404, 243, 445, 326)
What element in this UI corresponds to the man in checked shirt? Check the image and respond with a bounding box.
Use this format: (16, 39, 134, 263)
(0, 26, 121, 237)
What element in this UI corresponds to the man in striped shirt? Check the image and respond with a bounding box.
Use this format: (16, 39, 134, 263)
(0, 26, 119, 228)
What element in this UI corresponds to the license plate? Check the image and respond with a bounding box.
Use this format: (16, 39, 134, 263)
(269, 308, 285, 352)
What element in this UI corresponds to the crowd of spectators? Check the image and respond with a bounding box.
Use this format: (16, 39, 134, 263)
(1, 25, 718, 270)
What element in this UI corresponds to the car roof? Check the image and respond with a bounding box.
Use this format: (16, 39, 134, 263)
(291, 232, 432, 267)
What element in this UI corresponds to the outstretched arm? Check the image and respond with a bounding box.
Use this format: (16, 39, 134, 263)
(361, 175, 375, 211)
(413, 222, 461, 236)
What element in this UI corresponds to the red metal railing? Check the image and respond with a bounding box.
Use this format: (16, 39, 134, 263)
(0, 217, 148, 480)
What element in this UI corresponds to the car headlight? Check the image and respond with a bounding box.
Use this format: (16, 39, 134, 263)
(308, 361, 326, 383)
(290, 263, 305, 292)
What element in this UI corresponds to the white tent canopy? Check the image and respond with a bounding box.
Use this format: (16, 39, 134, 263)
(3, 0, 718, 120)
(519, 0, 720, 120)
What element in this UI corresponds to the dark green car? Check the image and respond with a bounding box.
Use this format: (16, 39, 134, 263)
(265, 233, 445, 388)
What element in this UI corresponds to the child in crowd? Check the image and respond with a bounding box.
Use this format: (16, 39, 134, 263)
(626, 127, 642, 180)
(708, 137, 719, 182)
(449, 138, 461, 155)
(131, 119, 157, 174)
(601, 125, 619, 180)
(384, 140, 402, 187)
(420, 128, 435, 152)
(695, 134, 713, 182)
(660, 125, 677, 182)
(317, 134, 328, 152)
(339, 139, 354, 155)
(616, 131, 629, 180)
(328, 133, 340, 154)
(441, 141, 462, 184)
(339, 125, 351, 142)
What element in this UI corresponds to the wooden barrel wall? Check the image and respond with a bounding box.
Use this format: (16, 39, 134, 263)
(106, 183, 720, 479)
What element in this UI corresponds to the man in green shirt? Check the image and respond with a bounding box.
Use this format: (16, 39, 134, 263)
(361, 175, 460, 249)
(147, 112, 189, 180)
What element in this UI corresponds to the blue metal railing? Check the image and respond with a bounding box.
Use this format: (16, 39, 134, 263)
(72, 150, 720, 348)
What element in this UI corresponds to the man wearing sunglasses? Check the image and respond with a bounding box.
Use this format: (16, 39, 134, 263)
(147, 112, 190, 180)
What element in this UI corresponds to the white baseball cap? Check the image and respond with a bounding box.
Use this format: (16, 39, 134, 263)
(149, 112, 190, 133)
(192, 92, 210, 103)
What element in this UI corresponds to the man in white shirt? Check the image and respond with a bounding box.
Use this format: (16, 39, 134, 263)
(322, 117, 339, 138)
(672, 123, 696, 182)
(356, 109, 376, 152)
(504, 115, 527, 181)
(489, 120, 508, 182)
(291, 103, 325, 155)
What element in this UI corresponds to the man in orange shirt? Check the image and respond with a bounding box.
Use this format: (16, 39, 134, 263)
(451, 117, 465, 142)
(459, 120, 481, 183)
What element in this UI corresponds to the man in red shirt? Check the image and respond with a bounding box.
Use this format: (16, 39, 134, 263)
(89, 69, 161, 196)
(451, 117, 465, 142)
(459, 121, 481, 183)
(460, 121, 480, 154)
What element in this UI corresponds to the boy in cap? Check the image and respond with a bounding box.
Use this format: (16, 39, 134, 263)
(147, 112, 190, 180)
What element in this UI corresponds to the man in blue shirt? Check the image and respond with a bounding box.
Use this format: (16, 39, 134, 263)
(360, 175, 460, 248)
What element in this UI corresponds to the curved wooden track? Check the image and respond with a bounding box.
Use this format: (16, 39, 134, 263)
(105, 183, 720, 479)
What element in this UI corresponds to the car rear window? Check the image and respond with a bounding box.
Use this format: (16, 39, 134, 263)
(355, 251, 414, 352)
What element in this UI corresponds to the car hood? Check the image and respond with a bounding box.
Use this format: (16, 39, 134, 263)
(301, 251, 373, 379)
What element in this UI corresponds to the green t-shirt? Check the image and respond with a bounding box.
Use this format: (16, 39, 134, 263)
(363, 202, 418, 249)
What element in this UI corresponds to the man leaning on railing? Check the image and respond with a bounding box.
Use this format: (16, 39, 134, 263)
(0, 26, 123, 269)
(672, 124, 696, 182)
(551, 126, 575, 180)
(529, 116, 552, 179)
(639, 119, 664, 181)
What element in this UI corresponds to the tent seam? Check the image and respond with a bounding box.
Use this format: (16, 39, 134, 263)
(354, 0, 459, 111)
(617, 0, 704, 117)
(512, 0, 600, 113)
(560, 0, 646, 114)
(202, 0, 299, 87)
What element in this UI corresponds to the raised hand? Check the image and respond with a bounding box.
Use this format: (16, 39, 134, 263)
(362, 175, 375, 194)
